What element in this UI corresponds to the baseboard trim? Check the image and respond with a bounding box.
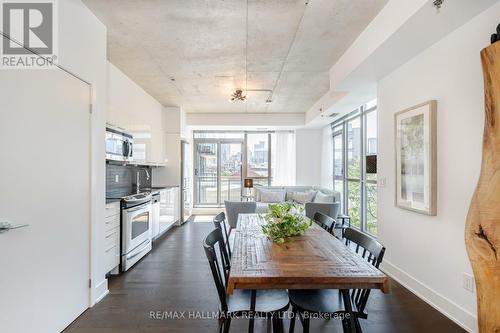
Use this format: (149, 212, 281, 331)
(381, 260, 477, 333)
(92, 278, 109, 305)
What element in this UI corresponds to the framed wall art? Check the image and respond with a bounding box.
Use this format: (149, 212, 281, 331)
(395, 100, 437, 215)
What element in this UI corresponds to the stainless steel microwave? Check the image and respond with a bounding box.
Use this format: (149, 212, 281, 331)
(106, 127, 133, 162)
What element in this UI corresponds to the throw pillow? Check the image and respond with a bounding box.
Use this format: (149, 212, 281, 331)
(259, 190, 286, 203)
(314, 191, 335, 203)
(291, 190, 316, 204)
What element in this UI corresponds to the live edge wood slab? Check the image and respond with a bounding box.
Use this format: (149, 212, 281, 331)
(227, 214, 389, 295)
(466, 41, 500, 333)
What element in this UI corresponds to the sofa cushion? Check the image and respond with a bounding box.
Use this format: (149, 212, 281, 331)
(255, 202, 269, 214)
(314, 191, 335, 203)
(259, 189, 286, 203)
(290, 190, 316, 204)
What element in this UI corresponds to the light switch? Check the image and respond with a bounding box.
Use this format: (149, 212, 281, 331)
(378, 177, 386, 188)
(115, 175, 119, 183)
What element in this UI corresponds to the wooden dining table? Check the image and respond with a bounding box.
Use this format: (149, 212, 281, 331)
(227, 214, 389, 333)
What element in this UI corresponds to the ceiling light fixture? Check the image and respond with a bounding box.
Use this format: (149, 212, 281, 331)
(433, 0, 444, 11)
(228, 89, 273, 103)
(229, 89, 247, 103)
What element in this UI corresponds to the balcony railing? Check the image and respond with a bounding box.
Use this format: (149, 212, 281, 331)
(196, 176, 242, 205)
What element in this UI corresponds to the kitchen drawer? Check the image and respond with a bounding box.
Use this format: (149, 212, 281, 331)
(103, 243, 120, 273)
(105, 202, 120, 218)
(104, 214, 120, 232)
(104, 226, 120, 249)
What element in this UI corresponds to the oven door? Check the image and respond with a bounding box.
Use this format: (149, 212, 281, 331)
(123, 202, 152, 254)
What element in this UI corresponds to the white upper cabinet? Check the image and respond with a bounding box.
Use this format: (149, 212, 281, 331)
(107, 62, 166, 166)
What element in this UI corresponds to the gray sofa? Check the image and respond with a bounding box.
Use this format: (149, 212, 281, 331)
(253, 186, 341, 220)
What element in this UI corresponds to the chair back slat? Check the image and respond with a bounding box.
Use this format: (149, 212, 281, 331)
(343, 227, 386, 316)
(213, 212, 232, 258)
(313, 212, 337, 234)
(203, 228, 231, 311)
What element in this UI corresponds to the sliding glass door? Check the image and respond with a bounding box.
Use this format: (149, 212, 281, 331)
(193, 130, 295, 207)
(332, 101, 378, 235)
(220, 143, 243, 203)
(194, 143, 218, 205)
(194, 140, 243, 206)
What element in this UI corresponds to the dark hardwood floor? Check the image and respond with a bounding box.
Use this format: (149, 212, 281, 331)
(64, 221, 466, 333)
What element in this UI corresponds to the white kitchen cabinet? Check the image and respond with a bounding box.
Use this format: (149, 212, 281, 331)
(170, 187, 181, 224)
(106, 62, 166, 166)
(151, 194, 160, 239)
(104, 201, 121, 274)
(158, 187, 180, 235)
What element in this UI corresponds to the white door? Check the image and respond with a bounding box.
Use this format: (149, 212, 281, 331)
(0, 59, 91, 331)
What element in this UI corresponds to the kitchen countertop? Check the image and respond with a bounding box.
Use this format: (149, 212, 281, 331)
(105, 186, 179, 203)
(150, 185, 180, 189)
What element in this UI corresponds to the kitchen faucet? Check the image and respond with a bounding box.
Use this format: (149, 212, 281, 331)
(136, 168, 151, 194)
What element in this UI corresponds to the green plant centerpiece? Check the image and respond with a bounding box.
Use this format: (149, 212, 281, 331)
(261, 203, 312, 244)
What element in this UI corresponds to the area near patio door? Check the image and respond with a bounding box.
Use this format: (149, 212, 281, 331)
(193, 131, 284, 207)
(194, 140, 244, 206)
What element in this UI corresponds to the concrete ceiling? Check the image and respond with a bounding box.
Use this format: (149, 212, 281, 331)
(83, 0, 388, 113)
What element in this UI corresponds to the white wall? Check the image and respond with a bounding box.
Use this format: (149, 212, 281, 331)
(58, 0, 107, 305)
(295, 129, 322, 186)
(377, 4, 500, 331)
(187, 112, 305, 128)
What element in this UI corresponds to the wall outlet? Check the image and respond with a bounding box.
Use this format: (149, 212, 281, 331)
(115, 175, 119, 183)
(462, 273, 475, 293)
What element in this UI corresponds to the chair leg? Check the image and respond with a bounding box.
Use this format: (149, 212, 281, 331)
(341, 318, 348, 333)
(223, 317, 231, 333)
(218, 317, 224, 333)
(272, 316, 278, 333)
(302, 316, 310, 333)
(289, 308, 297, 333)
(354, 316, 362, 333)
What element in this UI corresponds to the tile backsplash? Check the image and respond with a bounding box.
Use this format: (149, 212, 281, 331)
(106, 163, 152, 198)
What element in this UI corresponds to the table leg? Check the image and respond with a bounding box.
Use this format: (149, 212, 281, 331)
(341, 289, 358, 333)
(248, 289, 256, 333)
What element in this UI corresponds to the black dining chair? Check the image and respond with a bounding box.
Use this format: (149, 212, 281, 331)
(288, 227, 386, 333)
(213, 212, 231, 258)
(203, 228, 289, 333)
(313, 212, 337, 236)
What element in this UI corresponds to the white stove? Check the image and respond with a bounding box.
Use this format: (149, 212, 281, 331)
(120, 192, 153, 271)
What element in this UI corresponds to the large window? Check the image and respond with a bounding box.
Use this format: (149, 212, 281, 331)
(193, 131, 295, 207)
(332, 101, 378, 235)
(246, 133, 270, 184)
